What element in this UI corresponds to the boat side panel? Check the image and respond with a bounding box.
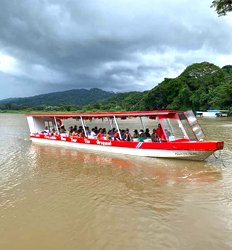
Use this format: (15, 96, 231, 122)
(31, 138, 214, 161)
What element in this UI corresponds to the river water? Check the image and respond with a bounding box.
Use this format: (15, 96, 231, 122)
(0, 114, 232, 250)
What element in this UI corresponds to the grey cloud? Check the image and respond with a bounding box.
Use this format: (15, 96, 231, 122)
(0, 0, 232, 99)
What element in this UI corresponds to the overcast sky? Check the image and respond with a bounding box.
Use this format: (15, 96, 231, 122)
(0, 0, 232, 100)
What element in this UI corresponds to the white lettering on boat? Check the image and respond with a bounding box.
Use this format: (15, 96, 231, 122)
(61, 137, 66, 141)
(96, 140, 112, 146)
(71, 138, 77, 142)
(84, 139, 91, 144)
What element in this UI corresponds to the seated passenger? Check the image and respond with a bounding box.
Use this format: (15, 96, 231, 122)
(90, 128, 96, 138)
(72, 129, 78, 137)
(96, 129, 104, 139)
(133, 129, 139, 138)
(60, 125, 66, 133)
(151, 129, 157, 142)
(145, 128, 151, 138)
(85, 126, 91, 136)
(111, 128, 116, 136)
(106, 130, 112, 140)
(138, 131, 146, 142)
(79, 129, 85, 138)
(126, 128, 131, 137)
(50, 128, 58, 135)
(42, 126, 50, 134)
(114, 130, 121, 141)
(123, 130, 131, 141)
(67, 127, 73, 137)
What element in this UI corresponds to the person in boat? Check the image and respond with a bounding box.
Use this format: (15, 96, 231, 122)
(106, 130, 112, 140)
(42, 126, 50, 134)
(67, 127, 73, 137)
(72, 128, 78, 137)
(90, 128, 96, 138)
(151, 128, 157, 142)
(85, 126, 91, 136)
(159, 133, 167, 142)
(114, 130, 121, 141)
(133, 129, 139, 138)
(60, 125, 66, 133)
(50, 128, 58, 135)
(97, 129, 104, 139)
(123, 130, 131, 141)
(111, 128, 116, 136)
(137, 131, 146, 142)
(125, 128, 131, 137)
(79, 129, 85, 138)
(77, 126, 83, 134)
(145, 128, 151, 138)
(155, 124, 164, 140)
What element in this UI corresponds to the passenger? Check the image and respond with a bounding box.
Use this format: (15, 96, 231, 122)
(126, 128, 131, 137)
(123, 130, 131, 141)
(97, 129, 104, 139)
(106, 130, 112, 140)
(155, 124, 164, 140)
(77, 126, 83, 134)
(60, 125, 66, 133)
(145, 128, 151, 138)
(114, 130, 121, 141)
(138, 131, 146, 142)
(90, 128, 96, 139)
(79, 129, 85, 138)
(133, 129, 139, 138)
(102, 128, 106, 136)
(151, 129, 157, 142)
(165, 129, 171, 137)
(67, 127, 73, 137)
(72, 129, 78, 137)
(111, 128, 116, 136)
(50, 128, 58, 135)
(85, 126, 91, 136)
(42, 126, 50, 134)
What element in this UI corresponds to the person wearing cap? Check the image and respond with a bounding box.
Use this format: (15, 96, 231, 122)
(137, 131, 146, 142)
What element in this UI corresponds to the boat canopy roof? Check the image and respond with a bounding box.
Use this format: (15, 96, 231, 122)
(25, 110, 184, 120)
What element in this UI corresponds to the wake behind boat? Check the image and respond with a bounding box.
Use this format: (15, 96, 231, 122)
(25, 110, 224, 161)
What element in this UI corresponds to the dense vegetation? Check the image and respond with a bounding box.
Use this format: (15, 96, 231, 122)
(0, 88, 115, 108)
(0, 62, 232, 114)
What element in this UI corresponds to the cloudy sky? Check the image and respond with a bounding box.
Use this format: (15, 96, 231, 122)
(0, 0, 232, 100)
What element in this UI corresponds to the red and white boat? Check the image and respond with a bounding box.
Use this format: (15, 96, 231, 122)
(25, 110, 224, 161)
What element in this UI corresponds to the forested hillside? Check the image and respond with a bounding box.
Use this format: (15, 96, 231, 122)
(84, 62, 232, 112)
(0, 88, 115, 108)
(1, 62, 232, 113)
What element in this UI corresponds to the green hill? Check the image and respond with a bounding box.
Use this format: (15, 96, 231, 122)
(1, 62, 232, 113)
(0, 88, 115, 107)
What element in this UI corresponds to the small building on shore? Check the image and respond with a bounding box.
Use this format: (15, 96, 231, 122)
(196, 110, 228, 117)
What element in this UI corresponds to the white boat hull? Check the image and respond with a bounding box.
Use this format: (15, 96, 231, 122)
(31, 138, 215, 161)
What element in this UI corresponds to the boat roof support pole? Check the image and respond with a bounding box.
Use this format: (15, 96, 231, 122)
(108, 119, 113, 129)
(140, 117, 146, 131)
(54, 116, 60, 135)
(80, 116, 87, 137)
(113, 116, 122, 140)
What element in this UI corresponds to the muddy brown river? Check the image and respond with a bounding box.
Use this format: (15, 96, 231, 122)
(0, 114, 232, 250)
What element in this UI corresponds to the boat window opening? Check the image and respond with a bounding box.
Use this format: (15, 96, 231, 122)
(44, 120, 54, 131)
(160, 118, 186, 141)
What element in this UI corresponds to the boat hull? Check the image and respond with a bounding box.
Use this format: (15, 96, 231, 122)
(30, 137, 218, 161)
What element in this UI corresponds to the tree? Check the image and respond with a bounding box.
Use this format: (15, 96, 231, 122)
(211, 0, 232, 16)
